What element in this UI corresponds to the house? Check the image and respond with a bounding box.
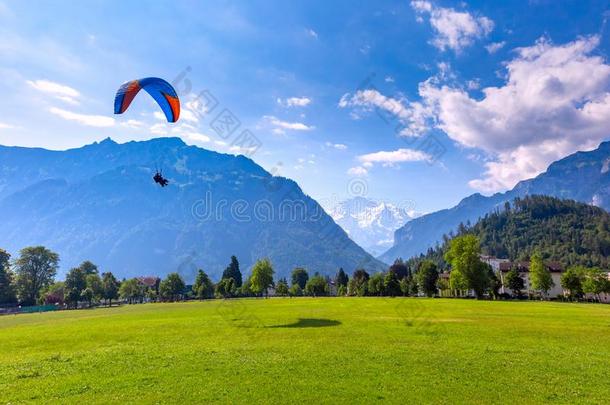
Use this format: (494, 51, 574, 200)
(137, 276, 160, 291)
(480, 255, 510, 273)
(498, 261, 564, 298)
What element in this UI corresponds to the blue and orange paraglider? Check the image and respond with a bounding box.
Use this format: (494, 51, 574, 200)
(114, 77, 180, 123)
(114, 77, 179, 187)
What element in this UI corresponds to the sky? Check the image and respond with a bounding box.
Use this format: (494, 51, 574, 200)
(0, 0, 609, 214)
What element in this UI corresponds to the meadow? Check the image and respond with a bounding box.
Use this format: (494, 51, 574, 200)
(1, 298, 609, 404)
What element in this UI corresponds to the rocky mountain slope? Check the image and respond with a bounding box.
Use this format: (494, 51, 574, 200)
(0, 137, 386, 281)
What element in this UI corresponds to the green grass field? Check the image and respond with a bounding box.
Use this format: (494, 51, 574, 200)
(1, 298, 609, 404)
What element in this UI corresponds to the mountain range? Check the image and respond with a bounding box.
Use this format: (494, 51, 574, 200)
(380, 141, 610, 263)
(329, 197, 417, 256)
(0, 137, 386, 281)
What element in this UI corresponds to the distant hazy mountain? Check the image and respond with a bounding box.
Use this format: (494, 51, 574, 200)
(0, 137, 386, 281)
(330, 197, 417, 256)
(380, 141, 610, 263)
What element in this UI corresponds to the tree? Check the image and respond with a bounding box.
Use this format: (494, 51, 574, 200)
(81, 287, 94, 307)
(159, 273, 186, 301)
(41, 282, 65, 305)
(336, 268, 349, 288)
(64, 267, 87, 308)
(436, 277, 450, 297)
(305, 275, 329, 297)
(561, 266, 585, 299)
(193, 269, 214, 299)
(101, 272, 119, 306)
(582, 267, 609, 301)
(416, 260, 439, 297)
(216, 277, 236, 298)
(449, 270, 468, 297)
(389, 259, 410, 280)
(251, 259, 275, 297)
(238, 277, 253, 297)
(348, 269, 369, 296)
(14, 246, 59, 306)
(487, 267, 502, 299)
(368, 273, 385, 296)
(289, 284, 303, 297)
(0, 249, 16, 305)
(384, 271, 401, 297)
(506, 267, 525, 298)
(291, 267, 309, 289)
(337, 284, 347, 297)
(78, 260, 98, 275)
(529, 251, 554, 298)
(86, 273, 103, 303)
(275, 278, 289, 297)
(444, 235, 488, 298)
(399, 277, 411, 297)
(222, 256, 242, 287)
(119, 278, 143, 304)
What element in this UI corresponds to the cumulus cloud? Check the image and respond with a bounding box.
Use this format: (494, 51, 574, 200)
(358, 148, 433, 168)
(485, 41, 506, 54)
(27, 79, 80, 104)
(339, 35, 610, 193)
(411, 0, 494, 53)
(325, 141, 348, 150)
(277, 97, 312, 108)
(419, 35, 610, 191)
(49, 107, 115, 127)
(263, 115, 315, 133)
(149, 121, 211, 144)
(338, 89, 432, 137)
(347, 166, 368, 176)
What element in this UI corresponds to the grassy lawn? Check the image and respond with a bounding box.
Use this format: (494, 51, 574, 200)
(1, 298, 609, 403)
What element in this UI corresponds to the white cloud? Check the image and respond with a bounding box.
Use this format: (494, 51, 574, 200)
(411, 1, 494, 53)
(0, 122, 16, 130)
(385, 76, 395, 83)
(277, 97, 312, 108)
(419, 35, 610, 192)
(339, 35, 610, 193)
(263, 115, 315, 131)
(485, 41, 506, 54)
(347, 166, 368, 176)
(229, 145, 258, 155)
(325, 141, 348, 150)
(121, 119, 145, 129)
(49, 107, 115, 127)
(358, 148, 433, 167)
(306, 28, 318, 39)
(338, 89, 432, 137)
(27, 79, 80, 104)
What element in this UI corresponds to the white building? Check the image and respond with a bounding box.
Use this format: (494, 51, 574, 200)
(498, 261, 565, 298)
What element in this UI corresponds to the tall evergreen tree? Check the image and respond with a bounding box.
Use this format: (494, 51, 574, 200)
(335, 268, 349, 288)
(222, 256, 242, 287)
(193, 269, 214, 299)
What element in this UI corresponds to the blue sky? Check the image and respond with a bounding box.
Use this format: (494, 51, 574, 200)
(0, 0, 609, 213)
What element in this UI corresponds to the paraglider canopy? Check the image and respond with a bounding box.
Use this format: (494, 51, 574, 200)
(114, 77, 180, 123)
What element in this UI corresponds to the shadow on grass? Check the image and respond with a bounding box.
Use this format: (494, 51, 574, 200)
(267, 318, 341, 328)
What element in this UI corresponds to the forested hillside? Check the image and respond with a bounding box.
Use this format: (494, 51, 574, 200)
(406, 196, 610, 270)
